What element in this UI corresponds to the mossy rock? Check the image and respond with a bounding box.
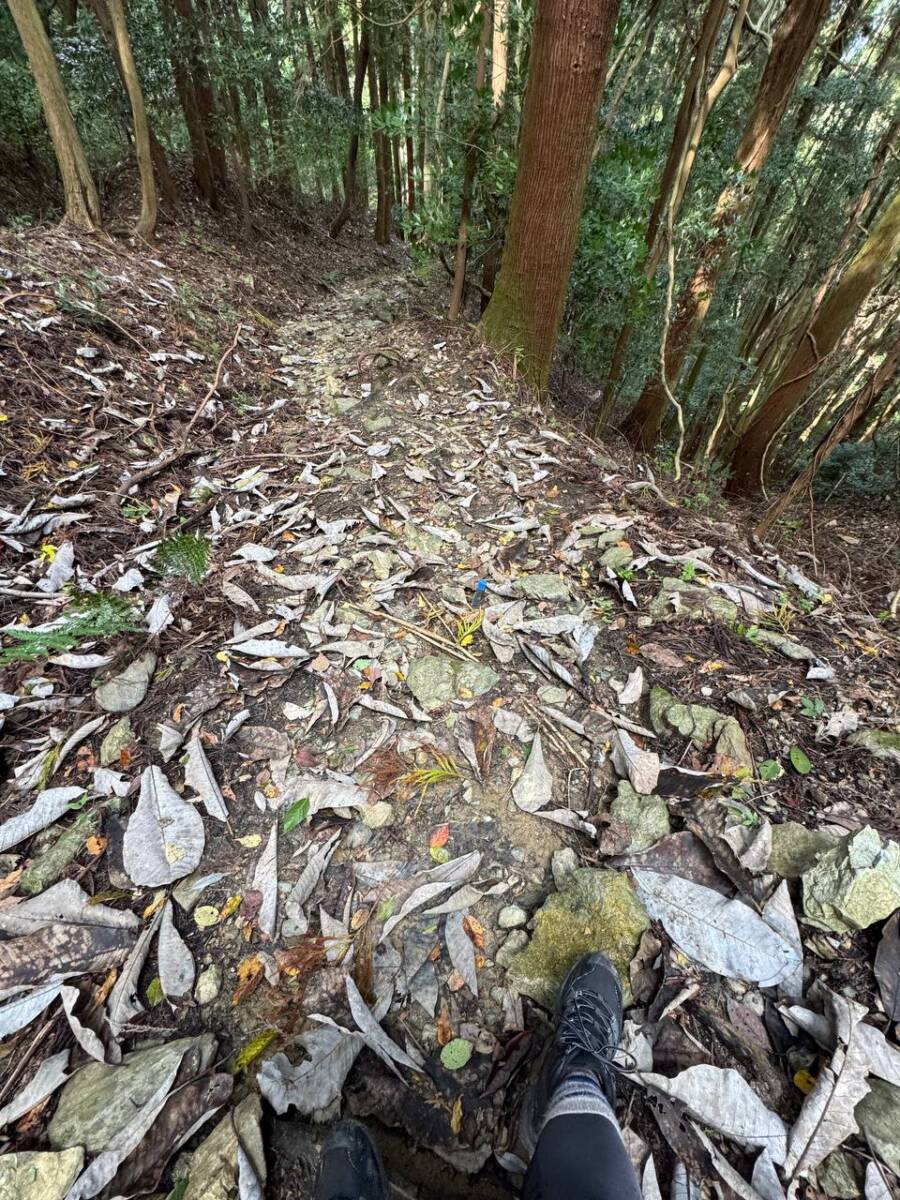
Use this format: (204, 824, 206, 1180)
(768, 821, 838, 879)
(609, 781, 670, 852)
(649, 686, 752, 774)
(848, 729, 900, 764)
(507, 869, 649, 1008)
(802, 826, 900, 932)
(648, 577, 738, 624)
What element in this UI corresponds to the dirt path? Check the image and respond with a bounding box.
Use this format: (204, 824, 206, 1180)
(2, 238, 900, 1200)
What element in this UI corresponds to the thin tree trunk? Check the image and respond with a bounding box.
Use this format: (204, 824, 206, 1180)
(592, 0, 746, 433)
(492, 0, 509, 107)
(727, 190, 900, 494)
(170, 0, 227, 186)
(330, 11, 371, 237)
(104, 0, 157, 238)
(7, 0, 101, 229)
(755, 333, 900, 538)
(449, 4, 492, 319)
(481, 0, 621, 392)
(401, 28, 415, 217)
(593, 0, 663, 160)
(369, 27, 390, 243)
(622, 0, 829, 449)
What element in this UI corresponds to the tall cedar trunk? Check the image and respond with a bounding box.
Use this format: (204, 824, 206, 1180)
(172, 0, 227, 186)
(401, 29, 415, 216)
(378, 38, 396, 229)
(726, 190, 900, 495)
(104, 0, 157, 238)
(368, 28, 390, 243)
(481, 0, 620, 392)
(755, 333, 900, 538)
(593, 0, 738, 431)
(247, 0, 287, 172)
(622, 0, 829, 449)
(7, 0, 101, 229)
(160, 0, 217, 204)
(448, 5, 491, 319)
(492, 0, 509, 107)
(593, 0, 663, 159)
(330, 12, 370, 237)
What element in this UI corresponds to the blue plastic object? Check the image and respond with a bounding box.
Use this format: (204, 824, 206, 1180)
(472, 579, 488, 607)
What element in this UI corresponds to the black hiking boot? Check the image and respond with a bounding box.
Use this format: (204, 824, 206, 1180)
(521, 953, 625, 1150)
(315, 1120, 389, 1200)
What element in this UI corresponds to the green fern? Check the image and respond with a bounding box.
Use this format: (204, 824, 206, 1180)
(152, 533, 210, 583)
(1, 592, 137, 665)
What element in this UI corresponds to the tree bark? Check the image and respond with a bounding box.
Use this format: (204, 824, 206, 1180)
(369, 27, 390, 244)
(481, 0, 621, 392)
(622, 0, 829, 449)
(401, 27, 415, 217)
(492, 0, 509, 108)
(103, 0, 157, 238)
(171, 0, 228, 186)
(449, 4, 491, 319)
(330, 12, 370, 237)
(727, 189, 900, 495)
(7, 0, 101, 230)
(755, 332, 900, 538)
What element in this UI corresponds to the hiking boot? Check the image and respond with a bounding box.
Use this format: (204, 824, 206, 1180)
(523, 952, 625, 1146)
(315, 1120, 388, 1200)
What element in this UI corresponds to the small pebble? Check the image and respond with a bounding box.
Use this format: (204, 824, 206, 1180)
(195, 964, 222, 1006)
(360, 801, 394, 829)
(498, 904, 528, 930)
(551, 847, 578, 892)
(495, 929, 529, 968)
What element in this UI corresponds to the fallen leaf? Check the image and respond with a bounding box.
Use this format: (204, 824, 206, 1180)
(0, 786, 86, 853)
(0, 1050, 69, 1129)
(158, 900, 195, 1002)
(123, 766, 205, 886)
(184, 732, 229, 821)
(257, 1027, 362, 1120)
(251, 823, 278, 940)
(232, 955, 265, 1006)
(512, 731, 552, 813)
(611, 730, 660, 795)
(874, 911, 900, 1024)
(231, 1028, 278, 1074)
(446, 912, 478, 997)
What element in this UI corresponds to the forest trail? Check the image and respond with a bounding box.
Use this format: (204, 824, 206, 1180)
(1, 224, 900, 1200)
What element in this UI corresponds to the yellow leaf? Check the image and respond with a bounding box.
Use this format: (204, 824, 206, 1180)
(142, 891, 167, 920)
(219, 894, 242, 921)
(237, 834, 262, 849)
(451, 1096, 463, 1135)
(793, 1068, 816, 1095)
(230, 1027, 278, 1074)
(39, 543, 57, 563)
(194, 906, 220, 928)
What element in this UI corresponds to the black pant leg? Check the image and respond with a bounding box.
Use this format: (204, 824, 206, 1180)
(521, 1113, 642, 1200)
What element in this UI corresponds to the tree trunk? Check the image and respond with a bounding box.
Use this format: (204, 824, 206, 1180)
(401, 28, 415, 217)
(172, 0, 227, 186)
(481, 0, 620, 392)
(247, 0, 288, 172)
(727, 190, 900, 495)
(592, 0, 746, 432)
(492, 0, 509, 107)
(7, 0, 101, 230)
(103, 0, 157, 238)
(622, 0, 829, 449)
(755, 332, 900, 538)
(449, 4, 492, 319)
(330, 11, 370, 238)
(369, 29, 390, 243)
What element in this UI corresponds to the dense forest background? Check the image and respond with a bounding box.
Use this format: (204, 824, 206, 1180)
(1, 0, 898, 524)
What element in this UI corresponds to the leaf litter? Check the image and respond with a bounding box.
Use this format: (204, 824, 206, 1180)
(0, 227, 898, 1200)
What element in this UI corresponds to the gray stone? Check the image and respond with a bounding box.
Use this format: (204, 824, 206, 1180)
(802, 826, 900, 932)
(768, 822, 838, 879)
(856, 1078, 900, 1176)
(345, 821, 375, 850)
(600, 544, 633, 571)
(183, 1095, 265, 1200)
(0, 1149, 84, 1200)
(49, 1034, 216, 1153)
(360, 801, 394, 829)
(495, 930, 529, 968)
(650, 686, 753, 774)
(648, 577, 738, 624)
(551, 847, 578, 892)
(507, 869, 649, 1008)
(99, 717, 133, 766)
(537, 686, 568, 706)
(404, 522, 446, 557)
(848, 729, 900, 764)
(609, 781, 670, 852)
(515, 574, 571, 601)
(752, 629, 816, 661)
(498, 905, 528, 930)
(406, 655, 499, 712)
(366, 550, 395, 581)
(195, 964, 222, 1006)
(816, 1151, 864, 1199)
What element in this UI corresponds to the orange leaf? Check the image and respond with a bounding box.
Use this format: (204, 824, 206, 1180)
(429, 824, 450, 850)
(232, 954, 265, 1006)
(463, 915, 485, 951)
(84, 835, 107, 856)
(436, 1000, 453, 1046)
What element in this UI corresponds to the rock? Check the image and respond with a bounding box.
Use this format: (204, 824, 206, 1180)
(768, 822, 838, 879)
(507, 869, 649, 1008)
(752, 629, 816, 661)
(856, 1078, 900, 1175)
(648, 578, 738, 624)
(817, 1151, 865, 1199)
(498, 905, 528, 930)
(360, 801, 394, 829)
(366, 550, 395, 581)
(345, 821, 374, 850)
(600, 544, 633, 571)
(49, 1034, 216, 1153)
(848, 729, 900, 764)
(802, 826, 900, 932)
(537, 685, 568, 706)
(608, 781, 670, 853)
(495, 930, 529, 968)
(195, 964, 222, 1006)
(650, 686, 753, 774)
(551, 847, 578, 892)
(406, 655, 499, 711)
(515, 573, 571, 601)
(183, 1095, 266, 1200)
(404, 522, 447, 557)
(100, 717, 134, 766)
(0, 1149, 83, 1200)
(95, 650, 157, 714)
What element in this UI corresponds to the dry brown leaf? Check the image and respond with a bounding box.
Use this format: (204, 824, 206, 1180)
(232, 954, 266, 1006)
(463, 915, 485, 951)
(437, 1001, 454, 1046)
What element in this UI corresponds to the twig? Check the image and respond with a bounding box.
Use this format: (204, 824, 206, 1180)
(347, 604, 478, 663)
(658, 187, 686, 481)
(183, 323, 244, 439)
